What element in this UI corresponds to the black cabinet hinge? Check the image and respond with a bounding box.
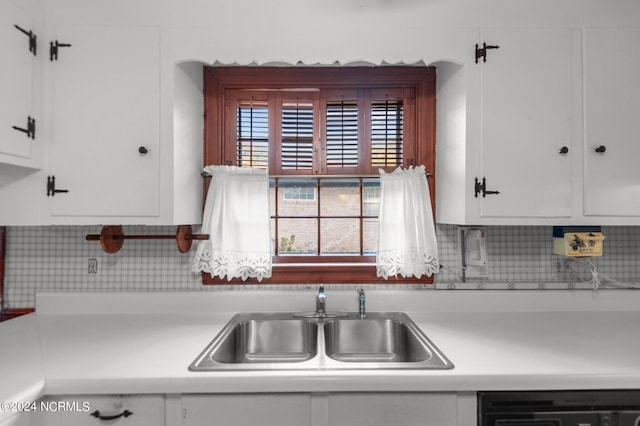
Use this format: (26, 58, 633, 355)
(46, 176, 69, 197)
(14, 25, 37, 56)
(12, 116, 36, 139)
(49, 40, 72, 61)
(474, 177, 500, 198)
(475, 42, 500, 63)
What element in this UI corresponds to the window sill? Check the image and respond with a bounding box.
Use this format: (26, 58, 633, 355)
(202, 262, 433, 285)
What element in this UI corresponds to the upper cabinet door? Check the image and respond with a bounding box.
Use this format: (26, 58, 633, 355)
(0, 1, 37, 166)
(48, 26, 160, 221)
(477, 28, 574, 218)
(584, 28, 640, 217)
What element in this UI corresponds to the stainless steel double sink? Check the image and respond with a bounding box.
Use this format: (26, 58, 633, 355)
(189, 312, 453, 371)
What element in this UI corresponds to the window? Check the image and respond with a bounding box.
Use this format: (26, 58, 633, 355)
(272, 176, 379, 257)
(282, 186, 315, 201)
(203, 66, 436, 284)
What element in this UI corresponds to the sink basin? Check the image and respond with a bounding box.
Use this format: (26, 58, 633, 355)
(324, 313, 453, 368)
(189, 313, 318, 370)
(189, 312, 453, 371)
(324, 317, 429, 362)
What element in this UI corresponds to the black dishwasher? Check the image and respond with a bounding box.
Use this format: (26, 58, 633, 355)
(479, 390, 640, 426)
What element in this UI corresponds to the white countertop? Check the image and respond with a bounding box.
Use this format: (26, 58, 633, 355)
(2, 289, 640, 422)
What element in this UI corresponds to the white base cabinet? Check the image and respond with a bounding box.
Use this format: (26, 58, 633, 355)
(180, 392, 459, 426)
(0, 413, 31, 426)
(181, 393, 313, 426)
(31, 395, 164, 426)
(24, 392, 470, 426)
(326, 392, 457, 426)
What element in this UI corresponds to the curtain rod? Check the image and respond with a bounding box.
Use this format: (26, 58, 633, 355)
(201, 172, 432, 178)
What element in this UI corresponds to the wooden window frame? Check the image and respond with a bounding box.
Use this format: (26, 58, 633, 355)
(0, 227, 34, 320)
(203, 66, 436, 285)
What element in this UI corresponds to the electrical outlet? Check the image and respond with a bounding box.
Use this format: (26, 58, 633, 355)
(88, 258, 98, 275)
(552, 256, 571, 279)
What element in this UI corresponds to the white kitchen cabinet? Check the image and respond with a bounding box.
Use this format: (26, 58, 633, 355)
(181, 393, 313, 426)
(0, 0, 41, 169)
(180, 392, 458, 426)
(0, 413, 31, 426)
(583, 28, 640, 217)
(31, 395, 164, 426)
(476, 28, 574, 219)
(437, 27, 578, 225)
(0, 27, 203, 225)
(46, 25, 160, 223)
(327, 392, 457, 426)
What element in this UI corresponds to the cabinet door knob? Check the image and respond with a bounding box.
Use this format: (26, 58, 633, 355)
(595, 145, 606, 153)
(559, 146, 569, 154)
(138, 146, 148, 154)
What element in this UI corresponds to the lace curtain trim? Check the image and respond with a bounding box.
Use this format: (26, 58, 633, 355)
(193, 248, 272, 282)
(376, 249, 439, 280)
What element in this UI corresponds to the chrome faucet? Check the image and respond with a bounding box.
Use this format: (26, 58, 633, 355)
(316, 285, 326, 316)
(357, 288, 366, 318)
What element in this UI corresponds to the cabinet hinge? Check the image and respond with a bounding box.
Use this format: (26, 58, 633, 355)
(49, 40, 72, 61)
(474, 177, 500, 198)
(14, 25, 37, 56)
(475, 42, 500, 63)
(46, 176, 69, 197)
(12, 116, 36, 139)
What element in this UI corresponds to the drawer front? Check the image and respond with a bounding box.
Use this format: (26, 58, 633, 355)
(34, 395, 164, 426)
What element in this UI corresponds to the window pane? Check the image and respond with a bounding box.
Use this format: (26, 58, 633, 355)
(320, 218, 360, 255)
(363, 218, 378, 255)
(269, 187, 276, 217)
(276, 179, 317, 217)
(319, 178, 360, 216)
(237, 103, 269, 168)
(362, 179, 380, 217)
(282, 99, 314, 171)
(371, 99, 403, 167)
(326, 100, 358, 167)
(277, 218, 317, 254)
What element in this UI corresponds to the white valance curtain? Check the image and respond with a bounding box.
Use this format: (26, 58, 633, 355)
(209, 59, 428, 67)
(376, 165, 439, 279)
(192, 165, 272, 281)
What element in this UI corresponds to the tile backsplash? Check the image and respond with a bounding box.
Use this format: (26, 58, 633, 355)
(4, 225, 640, 308)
